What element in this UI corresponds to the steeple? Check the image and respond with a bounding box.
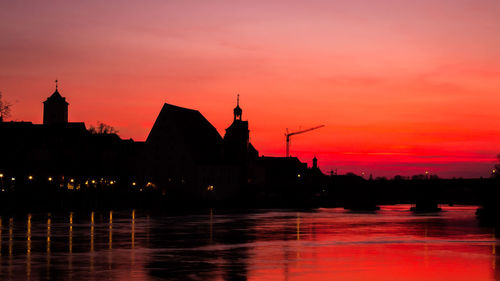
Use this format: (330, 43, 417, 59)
(313, 155, 318, 169)
(225, 94, 252, 163)
(47, 80, 64, 99)
(233, 94, 242, 121)
(43, 80, 69, 125)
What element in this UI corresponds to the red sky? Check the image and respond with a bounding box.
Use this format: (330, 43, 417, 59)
(1, 0, 499, 178)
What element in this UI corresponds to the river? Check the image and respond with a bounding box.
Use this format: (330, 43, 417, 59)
(0, 205, 497, 280)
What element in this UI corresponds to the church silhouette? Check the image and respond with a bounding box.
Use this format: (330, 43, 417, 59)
(0, 83, 325, 203)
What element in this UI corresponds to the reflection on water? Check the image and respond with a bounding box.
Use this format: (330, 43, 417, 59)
(46, 214, 50, 280)
(0, 206, 499, 280)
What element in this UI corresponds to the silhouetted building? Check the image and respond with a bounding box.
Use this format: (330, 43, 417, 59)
(256, 156, 308, 188)
(223, 95, 258, 164)
(43, 83, 68, 125)
(142, 103, 241, 199)
(308, 156, 327, 191)
(0, 120, 142, 183)
(0, 84, 333, 203)
(0, 84, 142, 190)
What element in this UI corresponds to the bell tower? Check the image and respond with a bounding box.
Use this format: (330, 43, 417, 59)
(43, 80, 69, 125)
(224, 94, 250, 163)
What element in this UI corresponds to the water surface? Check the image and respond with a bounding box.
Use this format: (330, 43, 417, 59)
(0, 205, 498, 280)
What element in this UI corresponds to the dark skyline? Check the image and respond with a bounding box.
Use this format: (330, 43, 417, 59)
(1, 0, 500, 178)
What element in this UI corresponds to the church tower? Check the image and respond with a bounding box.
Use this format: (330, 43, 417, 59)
(224, 95, 250, 163)
(43, 80, 68, 125)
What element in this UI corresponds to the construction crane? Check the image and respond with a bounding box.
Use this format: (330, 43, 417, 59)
(285, 125, 325, 157)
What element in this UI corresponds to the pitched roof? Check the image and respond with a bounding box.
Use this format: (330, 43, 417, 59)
(146, 103, 224, 164)
(44, 90, 68, 104)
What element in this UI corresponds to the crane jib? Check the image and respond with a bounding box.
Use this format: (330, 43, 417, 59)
(285, 125, 325, 157)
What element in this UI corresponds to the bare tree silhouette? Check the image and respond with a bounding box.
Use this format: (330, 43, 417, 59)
(0, 92, 12, 122)
(88, 122, 119, 135)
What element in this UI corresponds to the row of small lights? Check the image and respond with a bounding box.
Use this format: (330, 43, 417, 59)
(0, 173, 155, 188)
(2, 173, 207, 186)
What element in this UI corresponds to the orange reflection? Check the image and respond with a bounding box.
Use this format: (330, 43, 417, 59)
(90, 211, 95, 277)
(109, 211, 113, 249)
(69, 212, 73, 253)
(131, 209, 135, 249)
(47, 214, 51, 280)
(27, 214, 31, 280)
(131, 209, 136, 268)
(68, 212, 73, 281)
(108, 211, 113, 271)
(90, 211, 95, 252)
(47, 214, 51, 253)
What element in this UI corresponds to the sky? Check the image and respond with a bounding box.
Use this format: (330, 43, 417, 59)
(1, 0, 499, 178)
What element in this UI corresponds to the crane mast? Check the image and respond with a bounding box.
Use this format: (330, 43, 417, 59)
(285, 125, 325, 157)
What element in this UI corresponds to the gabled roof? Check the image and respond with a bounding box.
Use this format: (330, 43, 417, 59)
(44, 90, 68, 104)
(146, 103, 224, 164)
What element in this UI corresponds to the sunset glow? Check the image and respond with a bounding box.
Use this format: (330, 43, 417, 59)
(1, 0, 499, 177)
